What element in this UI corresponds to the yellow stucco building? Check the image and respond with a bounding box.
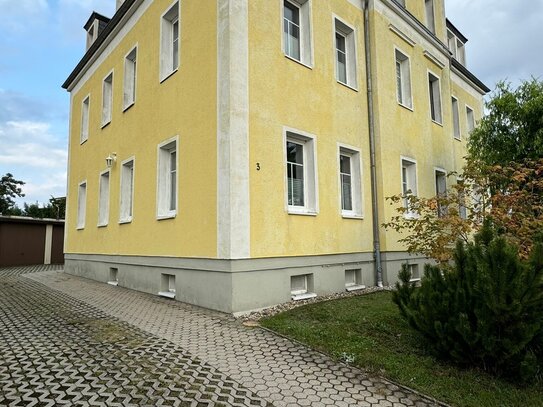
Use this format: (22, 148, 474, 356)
(62, 0, 489, 314)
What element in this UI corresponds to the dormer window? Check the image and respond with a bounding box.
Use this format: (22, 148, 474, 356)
(86, 23, 97, 50)
(84, 12, 111, 51)
(447, 29, 466, 65)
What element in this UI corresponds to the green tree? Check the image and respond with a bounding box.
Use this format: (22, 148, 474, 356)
(393, 224, 543, 382)
(468, 79, 543, 166)
(0, 173, 25, 215)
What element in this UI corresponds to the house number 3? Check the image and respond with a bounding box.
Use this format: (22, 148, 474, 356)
(256, 162, 261, 171)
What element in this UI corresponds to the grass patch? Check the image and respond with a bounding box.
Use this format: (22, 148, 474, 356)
(261, 292, 543, 407)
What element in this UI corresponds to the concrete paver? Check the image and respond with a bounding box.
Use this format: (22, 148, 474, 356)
(1, 265, 442, 406)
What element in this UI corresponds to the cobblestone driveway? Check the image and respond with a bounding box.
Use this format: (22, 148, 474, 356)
(1, 266, 443, 406)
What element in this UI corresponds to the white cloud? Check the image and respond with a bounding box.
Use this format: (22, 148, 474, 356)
(0, 0, 49, 32)
(0, 120, 67, 204)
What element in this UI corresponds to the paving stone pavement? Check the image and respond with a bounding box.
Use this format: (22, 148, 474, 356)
(3, 265, 444, 406)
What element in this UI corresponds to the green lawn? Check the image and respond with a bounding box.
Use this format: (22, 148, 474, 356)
(260, 292, 543, 407)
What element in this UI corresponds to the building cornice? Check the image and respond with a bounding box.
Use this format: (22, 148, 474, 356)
(451, 58, 490, 95)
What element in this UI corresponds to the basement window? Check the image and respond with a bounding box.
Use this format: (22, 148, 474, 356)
(345, 268, 365, 292)
(108, 267, 118, 286)
(159, 273, 176, 298)
(408, 264, 420, 282)
(291, 274, 316, 301)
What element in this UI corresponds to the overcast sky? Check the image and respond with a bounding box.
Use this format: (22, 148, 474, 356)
(0, 0, 542, 207)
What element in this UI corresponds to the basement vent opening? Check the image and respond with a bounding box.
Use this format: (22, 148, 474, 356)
(107, 267, 119, 286)
(159, 273, 176, 299)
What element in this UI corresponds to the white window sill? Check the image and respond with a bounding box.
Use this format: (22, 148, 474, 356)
(157, 212, 176, 221)
(80, 138, 88, 145)
(341, 212, 363, 220)
(101, 120, 111, 129)
(346, 284, 366, 292)
(409, 278, 421, 283)
(284, 54, 313, 70)
(287, 207, 318, 216)
(76, 226, 85, 230)
(119, 218, 133, 224)
(337, 80, 358, 92)
(454, 136, 462, 141)
(398, 102, 413, 112)
(97, 223, 108, 228)
(158, 291, 176, 299)
(160, 68, 179, 84)
(123, 101, 135, 112)
(431, 119, 443, 127)
(292, 292, 317, 301)
(107, 281, 118, 286)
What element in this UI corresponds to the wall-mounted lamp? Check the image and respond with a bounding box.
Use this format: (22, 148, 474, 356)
(106, 153, 117, 168)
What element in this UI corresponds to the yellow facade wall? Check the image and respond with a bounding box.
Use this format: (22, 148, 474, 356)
(248, 0, 374, 258)
(66, 0, 218, 258)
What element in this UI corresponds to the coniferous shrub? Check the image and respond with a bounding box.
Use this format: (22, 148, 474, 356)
(393, 224, 543, 381)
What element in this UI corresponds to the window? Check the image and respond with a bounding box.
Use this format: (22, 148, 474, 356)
(339, 146, 362, 217)
(123, 47, 137, 109)
(428, 72, 442, 123)
(283, 0, 312, 65)
(98, 170, 110, 226)
(159, 273, 176, 298)
(466, 106, 475, 133)
(77, 181, 87, 229)
(102, 72, 113, 126)
(334, 19, 357, 89)
(395, 49, 412, 108)
(120, 158, 134, 223)
(345, 269, 365, 291)
(291, 274, 316, 300)
(108, 267, 118, 286)
(447, 30, 466, 65)
(157, 137, 178, 218)
(425, 0, 435, 33)
(435, 169, 447, 217)
(407, 264, 420, 281)
(457, 179, 467, 220)
(285, 129, 317, 214)
(401, 158, 417, 216)
(80, 95, 90, 143)
(452, 97, 460, 139)
(160, 1, 179, 81)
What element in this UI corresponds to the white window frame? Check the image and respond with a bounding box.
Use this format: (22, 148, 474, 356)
(400, 157, 418, 218)
(156, 136, 179, 219)
(428, 70, 442, 124)
(282, 0, 313, 67)
(77, 181, 87, 230)
(333, 16, 357, 90)
(101, 70, 113, 127)
(407, 264, 420, 282)
(119, 157, 135, 224)
(435, 168, 447, 217)
(425, 0, 435, 34)
(284, 127, 318, 216)
(452, 96, 460, 140)
(123, 45, 138, 111)
(98, 170, 110, 227)
(338, 144, 363, 218)
(80, 95, 90, 144)
(394, 47, 412, 109)
(159, 1, 180, 82)
(466, 105, 475, 134)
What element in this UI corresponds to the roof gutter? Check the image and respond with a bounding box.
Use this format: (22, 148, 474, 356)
(362, 0, 383, 288)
